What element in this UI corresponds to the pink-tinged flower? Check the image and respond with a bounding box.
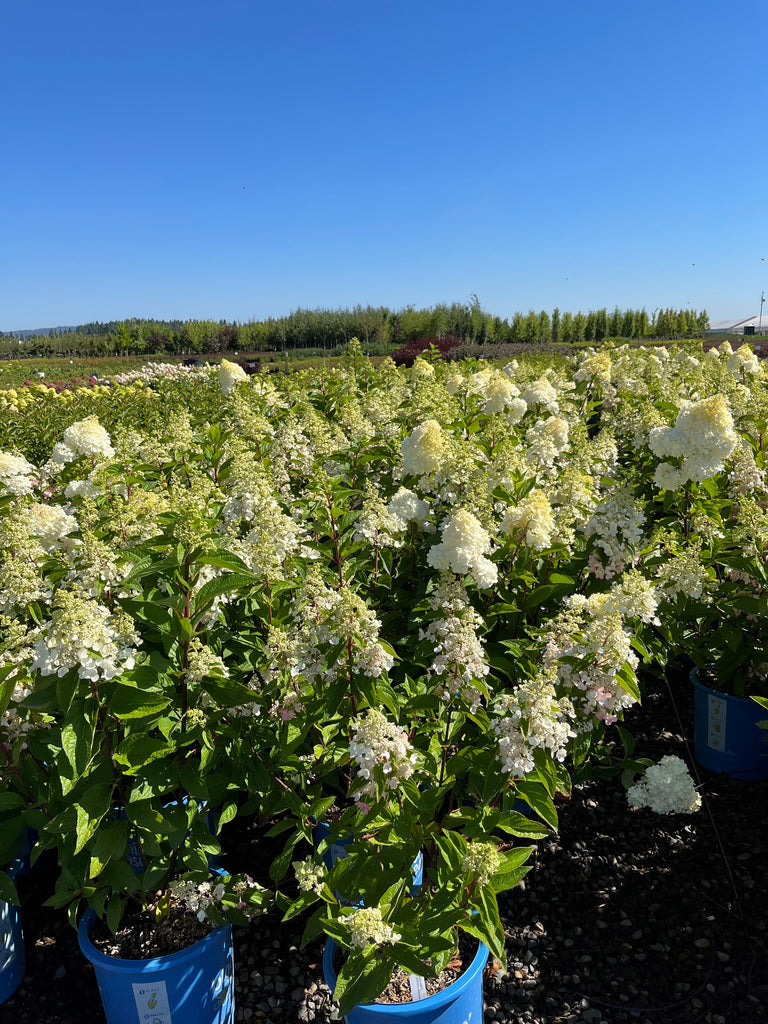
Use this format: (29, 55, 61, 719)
(355, 801, 371, 815)
(278, 707, 297, 721)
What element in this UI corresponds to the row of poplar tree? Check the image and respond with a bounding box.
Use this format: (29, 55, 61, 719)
(0, 300, 710, 359)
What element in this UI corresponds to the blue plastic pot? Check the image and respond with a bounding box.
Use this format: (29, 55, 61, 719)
(78, 907, 234, 1024)
(0, 858, 25, 1004)
(691, 668, 768, 781)
(323, 936, 487, 1023)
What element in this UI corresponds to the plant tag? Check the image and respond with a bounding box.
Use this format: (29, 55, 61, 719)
(409, 973, 428, 1001)
(707, 694, 727, 752)
(132, 980, 172, 1023)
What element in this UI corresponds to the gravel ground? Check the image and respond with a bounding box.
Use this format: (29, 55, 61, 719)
(4, 672, 767, 1024)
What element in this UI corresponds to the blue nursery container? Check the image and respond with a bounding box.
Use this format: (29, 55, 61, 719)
(0, 858, 25, 1004)
(78, 908, 234, 1024)
(323, 936, 488, 1023)
(691, 669, 768, 781)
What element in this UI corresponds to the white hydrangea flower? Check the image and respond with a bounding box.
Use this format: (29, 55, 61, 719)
(294, 858, 326, 896)
(219, 358, 248, 395)
(386, 487, 432, 532)
(583, 490, 645, 579)
(427, 509, 498, 589)
(649, 395, 739, 486)
(185, 636, 229, 687)
(521, 375, 560, 414)
(627, 755, 701, 814)
(0, 452, 37, 496)
(727, 343, 760, 377)
(493, 670, 575, 773)
(401, 420, 444, 478)
(474, 370, 521, 415)
(524, 417, 570, 470)
(461, 842, 501, 887)
(30, 587, 139, 682)
(420, 580, 489, 711)
(25, 503, 79, 553)
(500, 489, 555, 551)
(61, 416, 115, 460)
(349, 708, 417, 799)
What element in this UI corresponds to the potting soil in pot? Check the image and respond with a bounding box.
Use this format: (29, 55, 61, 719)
(89, 900, 216, 960)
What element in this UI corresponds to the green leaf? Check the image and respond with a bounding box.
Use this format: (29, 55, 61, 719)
(88, 821, 128, 877)
(300, 907, 327, 948)
(282, 890, 317, 923)
(74, 783, 114, 855)
(197, 552, 255, 574)
(216, 800, 238, 832)
(193, 574, 253, 616)
(106, 895, 126, 933)
(496, 810, 551, 839)
(110, 684, 170, 720)
(0, 793, 26, 812)
(114, 736, 174, 773)
(513, 782, 558, 830)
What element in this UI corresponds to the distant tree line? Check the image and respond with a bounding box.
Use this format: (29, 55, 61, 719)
(0, 301, 710, 359)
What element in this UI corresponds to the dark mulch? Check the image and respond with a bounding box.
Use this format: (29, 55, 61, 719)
(3, 669, 767, 1024)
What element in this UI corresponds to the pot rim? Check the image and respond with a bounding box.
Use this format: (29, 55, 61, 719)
(78, 906, 232, 973)
(322, 934, 488, 1016)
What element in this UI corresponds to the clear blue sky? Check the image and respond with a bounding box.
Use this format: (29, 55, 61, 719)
(2, 0, 766, 332)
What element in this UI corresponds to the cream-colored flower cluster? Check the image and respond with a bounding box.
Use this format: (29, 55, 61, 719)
(419, 580, 489, 711)
(521, 374, 560, 414)
(349, 708, 417, 799)
(500, 488, 555, 551)
(344, 906, 401, 948)
(524, 416, 570, 471)
(649, 394, 739, 489)
(427, 508, 497, 589)
(169, 877, 227, 922)
(31, 586, 139, 682)
(542, 598, 639, 728)
(354, 483, 408, 549)
(627, 755, 701, 814)
(461, 841, 501, 887)
(0, 451, 37, 496)
(493, 669, 575, 775)
(726, 343, 760, 378)
(185, 636, 229, 687)
(401, 419, 444, 478)
(386, 486, 432, 532)
(294, 858, 326, 896)
(25, 503, 79, 553)
(50, 415, 115, 467)
(219, 358, 249, 396)
(583, 490, 645, 579)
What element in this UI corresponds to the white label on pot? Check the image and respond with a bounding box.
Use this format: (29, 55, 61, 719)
(708, 694, 727, 752)
(132, 980, 172, 1024)
(409, 974, 428, 1001)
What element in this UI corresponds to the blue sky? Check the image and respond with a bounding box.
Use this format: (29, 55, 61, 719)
(2, 0, 766, 331)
